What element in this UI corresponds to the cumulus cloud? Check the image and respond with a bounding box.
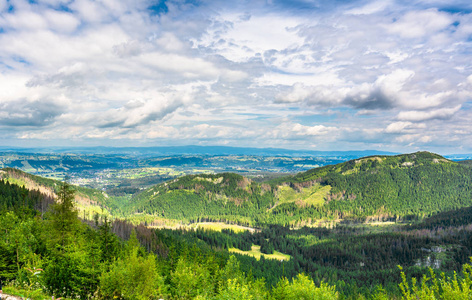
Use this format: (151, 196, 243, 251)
(0, 0, 471, 152)
(0, 99, 64, 127)
(397, 105, 462, 122)
(44, 10, 81, 33)
(192, 13, 305, 63)
(387, 9, 453, 39)
(269, 122, 339, 140)
(275, 69, 415, 110)
(385, 121, 427, 133)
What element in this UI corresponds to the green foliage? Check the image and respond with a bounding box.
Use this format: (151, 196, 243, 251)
(3, 153, 472, 300)
(43, 251, 92, 298)
(216, 255, 269, 300)
(0, 211, 39, 280)
(116, 152, 472, 228)
(3, 285, 51, 300)
(272, 274, 338, 299)
(99, 215, 121, 263)
(216, 278, 255, 299)
(99, 243, 165, 299)
(127, 173, 275, 225)
(399, 264, 472, 300)
(170, 256, 214, 299)
(6, 151, 472, 229)
(47, 181, 80, 252)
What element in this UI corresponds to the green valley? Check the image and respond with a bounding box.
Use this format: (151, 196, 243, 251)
(2, 151, 472, 299)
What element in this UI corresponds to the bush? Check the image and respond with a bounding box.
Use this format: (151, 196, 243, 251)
(272, 274, 338, 300)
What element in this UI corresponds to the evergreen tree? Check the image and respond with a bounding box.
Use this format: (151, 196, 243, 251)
(48, 180, 79, 252)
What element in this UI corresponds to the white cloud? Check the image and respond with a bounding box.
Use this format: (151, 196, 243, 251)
(385, 121, 414, 133)
(275, 83, 347, 105)
(292, 123, 337, 136)
(385, 121, 427, 133)
(269, 122, 338, 139)
(397, 105, 462, 122)
(69, 0, 109, 23)
(0, 0, 7, 12)
(44, 10, 81, 33)
(0, 0, 471, 152)
(387, 9, 453, 39)
(155, 32, 186, 53)
(1, 10, 48, 30)
(193, 13, 305, 63)
(274, 69, 415, 109)
(346, 0, 393, 15)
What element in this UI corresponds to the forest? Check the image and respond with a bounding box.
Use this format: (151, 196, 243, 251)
(117, 152, 472, 228)
(1, 152, 472, 299)
(1, 170, 472, 299)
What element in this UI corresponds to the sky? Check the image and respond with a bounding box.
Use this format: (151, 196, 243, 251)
(0, 0, 472, 154)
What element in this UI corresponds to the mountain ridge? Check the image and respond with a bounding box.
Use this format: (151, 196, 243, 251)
(2, 151, 471, 227)
(0, 145, 398, 157)
(123, 151, 472, 226)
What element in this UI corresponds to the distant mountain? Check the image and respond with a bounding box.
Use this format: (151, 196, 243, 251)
(457, 159, 472, 166)
(0, 149, 392, 179)
(0, 145, 398, 157)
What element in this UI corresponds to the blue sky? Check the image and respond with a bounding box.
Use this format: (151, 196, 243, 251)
(0, 0, 471, 154)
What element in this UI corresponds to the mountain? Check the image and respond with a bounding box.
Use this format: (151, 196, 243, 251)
(0, 168, 114, 218)
(458, 159, 472, 166)
(288, 151, 472, 222)
(0, 145, 397, 157)
(3, 152, 472, 299)
(3, 151, 472, 227)
(125, 151, 472, 226)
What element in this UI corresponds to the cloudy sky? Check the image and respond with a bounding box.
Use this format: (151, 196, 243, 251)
(1, 0, 471, 153)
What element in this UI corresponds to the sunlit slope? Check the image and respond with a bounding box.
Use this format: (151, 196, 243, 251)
(4, 151, 472, 226)
(286, 151, 472, 220)
(128, 152, 472, 225)
(0, 168, 115, 217)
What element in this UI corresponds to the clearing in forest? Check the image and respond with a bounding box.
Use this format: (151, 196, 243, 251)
(229, 245, 291, 261)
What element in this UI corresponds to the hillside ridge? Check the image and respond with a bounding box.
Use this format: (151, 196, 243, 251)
(2, 151, 471, 227)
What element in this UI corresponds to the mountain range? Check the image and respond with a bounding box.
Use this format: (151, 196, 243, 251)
(2, 151, 471, 228)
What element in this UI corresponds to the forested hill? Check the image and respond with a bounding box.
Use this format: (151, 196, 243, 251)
(458, 159, 472, 167)
(126, 172, 275, 224)
(0, 168, 114, 218)
(285, 151, 472, 221)
(126, 151, 472, 226)
(292, 151, 450, 181)
(3, 151, 472, 227)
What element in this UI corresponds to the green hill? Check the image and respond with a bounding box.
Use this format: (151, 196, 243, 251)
(125, 151, 472, 226)
(264, 151, 472, 225)
(0, 168, 115, 219)
(4, 151, 472, 227)
(125, 172, 275, 224)
(458, 159, 472, 167)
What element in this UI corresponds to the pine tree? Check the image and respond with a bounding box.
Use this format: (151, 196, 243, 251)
(49, 180, 79, 253)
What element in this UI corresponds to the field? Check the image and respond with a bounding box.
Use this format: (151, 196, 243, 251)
(146, 221, 258, 233)
(189, 222, 258, 233)
(229, 245, 291, 261)
(275, 183, 330, 208)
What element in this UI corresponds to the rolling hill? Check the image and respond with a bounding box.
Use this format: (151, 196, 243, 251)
(2, 151, 472, 227)
(124, 151, 472, 226)
(0, 168, 115, 218)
